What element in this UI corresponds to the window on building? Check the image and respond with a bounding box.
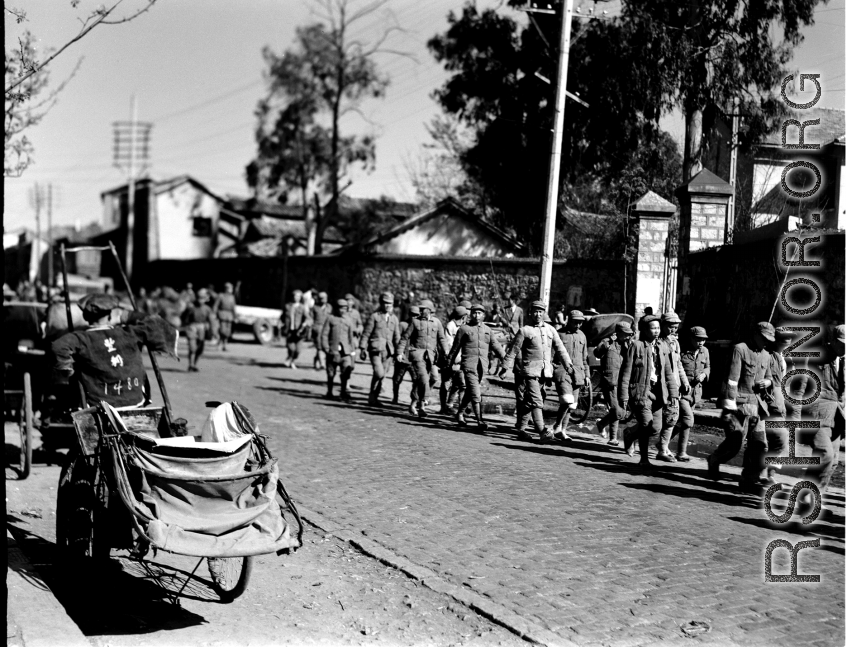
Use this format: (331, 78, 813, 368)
(566, 286, 583, 308)
(192, 216, 213, 237)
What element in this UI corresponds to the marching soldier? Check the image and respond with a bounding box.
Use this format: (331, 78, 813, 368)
(396, 299, 449, 418)
(440, 306, 468, 414)
(552, 309, 588, 441)
(618, 314, 679, 471)
(655, 312, 691, 462)
(593, 320, 634, 446)
(499, 300, 571, 443)
(320, 298, 356, 401)
(183, 288, 217, 373)
(344, 292, 364, 344)
(674, 326, 711, 461)
(359, 292, 401, 408)
(282, 290, 312, 369)
(447, 303, 506, 432)
(707, 322, 776, 490)
(310, 291, 331, 370)
(392, 305, 420, 405)
(212, 282, 237, 352)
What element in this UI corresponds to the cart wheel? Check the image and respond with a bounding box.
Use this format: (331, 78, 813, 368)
(16, 372, 34, 479)
(570, 381, 593, 424)
(207, 556, 253, 602)
(56, 450, 109, 565)
(252, 319, 274, 345)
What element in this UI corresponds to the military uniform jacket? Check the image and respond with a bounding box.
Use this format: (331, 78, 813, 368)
(396, 316, 449, 362)
(661, 335, 690, 392)
(212, 294, 237, 322)
(447, 322, 505, 374)
(619, 339, 679, 406)
(720, 342, 773, 408)
(347, 308, 363, 338)
(558, 329, 588, 385)
(594, 338, 627, 391)
(310, 303, 331, 333)
(804, 350, 844, 426)
(320, 315, 356, 356)
(359, 311, 401, 355)
(681, 346, 711, 404)
(502, 322, 571, 379)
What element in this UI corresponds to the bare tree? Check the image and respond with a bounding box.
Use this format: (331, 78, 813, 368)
(4, 1, 157, 177)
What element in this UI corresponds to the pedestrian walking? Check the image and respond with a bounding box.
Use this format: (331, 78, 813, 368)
(447, 304, 506, 432)
(673, 326, 711, 461)
(310, 292, 331, 370)
(344, 292, 364, 345)
(439, 306, 468, 414)
(552, 309, 588, 441)
(180, 282, 196, 304)
(212, 282, 237, 351)
(392, 305, 420, 404)
(321, 298, 356, 401)
(396, 299, 449, 418)
(654, 312, 691, 462)
(498, 300, 571, 443)
(618, 314, 679, 471)
(593, 321, 634, 446)
(359, 292, 401, 408)
(182, 288, 216, 372)
(282, 290, 312, 369)
(707, 322, 777, 491)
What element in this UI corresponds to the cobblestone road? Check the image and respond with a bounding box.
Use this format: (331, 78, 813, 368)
(166, 340, 845, 647)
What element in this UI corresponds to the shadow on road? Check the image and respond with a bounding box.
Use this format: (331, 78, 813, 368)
(726, 515, 845, 556)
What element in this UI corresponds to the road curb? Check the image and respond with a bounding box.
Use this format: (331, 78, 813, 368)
(6, 529, 90, 647)
(297, 505, 580, 647)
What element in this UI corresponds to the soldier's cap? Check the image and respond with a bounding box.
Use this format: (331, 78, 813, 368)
(583, 308, 600, 317)
(661, 311, 681, 324)
(459, 299, 473, 309)
(470, 303, 486, 313)
(418, 299, 434, 310)
(615, 321, 634, 336)
(756, 321, 776, 341)
(689, 326, 708, 339)
(569, 310, 585, 321)
(336, 298, 348, 308)
(836, 324, 846, 342)
(344, 293, 356, 302)
(641, 314, 660, 325)
(529, 300, 547, 311)
(379, 291, 394, 303)
(224, 281, 233, 289)
(79, 293, 119, 314)
(453, 306, 468, 318)
(774, 327, 793, 343)
(318, 291, 328, 299)
(409, 305, 420, 315)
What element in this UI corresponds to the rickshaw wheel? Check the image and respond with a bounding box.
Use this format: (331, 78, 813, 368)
(56, 450, 109, 566)
(207, 556, 254, 602)
(16, 372, 34, 479)
(570, 381, 593, 424)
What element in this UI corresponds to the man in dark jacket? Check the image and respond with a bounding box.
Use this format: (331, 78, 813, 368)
(593, 320, 634, 446)
(673, 326, 711, 461)
(618, 314, 680, 471)
(359, 292, 401, 407)
(447, 304, 506, 432)
(655, 312, 691, 462)
(552, 310, 588, 440)
(320, 298, 356, 400)
(396, 299, 449, 418)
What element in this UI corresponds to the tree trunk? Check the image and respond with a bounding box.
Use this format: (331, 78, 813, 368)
(683, 105, 703, 182)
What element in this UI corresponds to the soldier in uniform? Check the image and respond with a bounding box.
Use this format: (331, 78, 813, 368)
(282, 290, 312, 369)
(499, 300, 571, 443)
(447, 303, 506, 432)
(392, 305, 419, 404)
(344, 292, 364, 344)
(439, 306, 468, 414)
(310, 292, 331, 370)
(52, 293, 178, 407)
(654, 312, 691, 462)
(320, 298, 356, 400)
(707, 322, 777, 490)
(666, 325, 710, 461)
(593, 320, 634, 446)
(182, 288, 216, 372)
(552, 310, 588, 441)
(618, 314, 679, 471)
(396, 299, 449, 418)
(212, 282, 237, 352)
(359, 292, 401, 408)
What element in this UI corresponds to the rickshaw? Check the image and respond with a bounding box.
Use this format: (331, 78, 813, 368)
(53, 243, 303, 602)
(3, 300, 48, 479)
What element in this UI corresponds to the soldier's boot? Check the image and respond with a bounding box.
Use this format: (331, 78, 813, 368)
(187, 351, 195, 372)
(607, 420, 621, 446)
(392, 377, 401, 404)
(655, 428, 676, 462)
(623, 427, 637, 457)
(340, 377, 352, 401)
(533, 409, 555, 444)
(325, 378, 335, 400)
(675, 427, 692, 461)
(553, 410, 572, 442)
(515, 411, 533, 442)
(471, 403, 487, 433)
(439, 382, 451, 415)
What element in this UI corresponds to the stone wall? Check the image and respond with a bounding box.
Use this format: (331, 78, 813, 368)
(145, 254, 634, 319)
(634, 216, 671, 314)
(688, 203, 727, 251)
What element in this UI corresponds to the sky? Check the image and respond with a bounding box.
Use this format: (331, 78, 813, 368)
(4, 0, 845, 234)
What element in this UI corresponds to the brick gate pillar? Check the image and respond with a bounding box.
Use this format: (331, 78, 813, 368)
(674, 169, 733, 314)
(630, 190, 677, 321)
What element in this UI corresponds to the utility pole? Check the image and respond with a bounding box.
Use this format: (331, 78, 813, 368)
(47, 183, 53, 287)
(28, 183, 44, 284)
(537, 0, 575, 307)
(725, 97, 740, 244)
(113, 95, 152, 281)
